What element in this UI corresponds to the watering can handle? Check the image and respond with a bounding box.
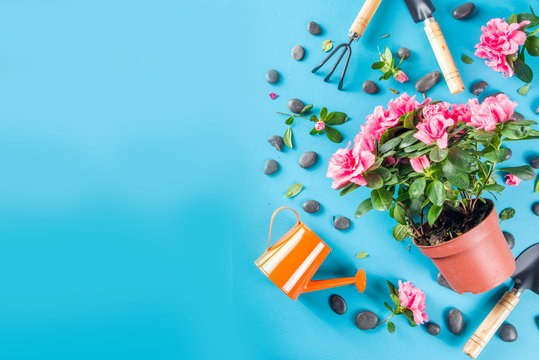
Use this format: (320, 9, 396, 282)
(267, 207, 300, 250)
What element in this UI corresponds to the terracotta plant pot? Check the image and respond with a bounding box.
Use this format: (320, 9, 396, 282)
(414, 201, 515, 294)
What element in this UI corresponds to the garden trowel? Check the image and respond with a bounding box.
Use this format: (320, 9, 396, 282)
(463, 243, 539, 358)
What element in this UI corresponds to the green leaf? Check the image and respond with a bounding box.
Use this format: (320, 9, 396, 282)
(322, 39, 332, 52)
(324, 112, 348, 125)
(371, 61, 385, 69)
(324, 125, 343, 143)
(497, 165, 536, 180)
(285, 116, 294, 125)
(379, 136, 402, 153)
(309, 127, 318, 135)
(285, 183, 303, 198)
(429, 147, 448, 162)
(320, 107, 328, 120)
(364, 172, 384, 189)
(371, 188, 393, 211)
(300, 104, 313, 115)
(517, 13, 539, 28)
(526, 35, 539, 56)
(310, 114, 318, 122)
(392, 224, 409, 241)
(499, 208, 515, 222)
(501, 124, 531, 139)
(462, 54, 474, 64)
(507, 119, 537, 125)
(447, 147, 478, 171)
(355, 198, 374, 218)
(513, 58, 533, 83)
(409, 178, 426, 199)
(384, 46, 393, 63)
(427, 180, 445, 206)
(518, 84, 531, 95)
(535, 176, 539, 193)
(384, 302, 393, 312)
(393, 204, 407, 225)
(428, 204, 443, 226)
(483, 183, 505, 192)
(390, 293, 400, 306)
(283, 126, 293, 148)
(507, 13, 518, 24)
(403, 111, 416, 130)
(339, 183, 359, 196)
(386, 280, 397, 296)
(484, 148, 508, 163)
(387, 321, 395, 334)
(355, 251, 369, 259)
(399, 131, 419, 148)
(373, 167, 392, 181)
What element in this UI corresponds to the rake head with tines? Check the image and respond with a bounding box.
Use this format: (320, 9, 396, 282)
(312, 0, 383, 90)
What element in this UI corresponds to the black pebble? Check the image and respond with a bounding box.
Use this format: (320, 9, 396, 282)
(530, 156, 539, 169)
(504, 148, 512, 160)
(533, 202, 539, 217)
(447, 308, 464, 335)
(362, 80, 379, 94)
(264, 159, 279, 175)
(291, 45, 305, 60)
(307, 21, 321, 35)
(503, 232, 515, 249)
(267, 135, 283, 151)
(334, 216, 351, 230)
(299, 151, 317, 168)
(415, 71, 441, 92)
(303, 200, 321, 214)
(355, 311, 378, 330)
(397, 47, 411, 60)
(330, 294, 347, 315)
(437, 272, 453, 290)
(471, 81, 488, 96)
(288, 98, 305, 114)
(499, 323, 518, 342)
(265, 69, 279, 84)
(453, 2, 475, 20)
(511, 112, 524, 121)
(426, 322, 441, 336)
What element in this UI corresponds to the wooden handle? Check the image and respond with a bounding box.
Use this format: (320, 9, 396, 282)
(463, 290, 520, 358)
(348, 0, 382, 39)
(424, 19, 465, 95)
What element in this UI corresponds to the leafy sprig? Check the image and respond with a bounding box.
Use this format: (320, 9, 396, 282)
(506, 9, 539, 83)
(376, 280, 418, 334)
(371, 46, 406, 81)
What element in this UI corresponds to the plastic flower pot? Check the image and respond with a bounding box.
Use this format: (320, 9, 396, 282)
(413, 201, 515, 294)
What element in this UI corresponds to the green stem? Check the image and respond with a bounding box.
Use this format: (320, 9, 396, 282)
(276, 112, 311, 120)
(376, 312, 395, 327)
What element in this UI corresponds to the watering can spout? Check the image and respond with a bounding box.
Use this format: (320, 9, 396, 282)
(304, 269, 367, 293)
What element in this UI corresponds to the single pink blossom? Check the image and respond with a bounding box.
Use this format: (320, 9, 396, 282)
(269, 92, 278, 100)
(505, 174, 521, 186)
(474, 18, 530, 77)
(398, 280, 429, 325)
(410, 156, 430, 172)
(467, 94, 517, 131)
(388, 93, 430, 119)
(414, 113, 454, 149)
(421, 102, 452, 120)
(354, 130, 376, 154)
(315, 121, 325, 131)
(393, 70, 409, 83)
(327, 141, 376, 189)
(450, 103, 472, 123)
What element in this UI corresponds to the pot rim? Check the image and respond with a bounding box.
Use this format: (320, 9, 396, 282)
(412, 199, 496, 250)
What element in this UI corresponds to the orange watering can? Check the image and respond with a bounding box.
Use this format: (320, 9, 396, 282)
(255, 207, 367, 300)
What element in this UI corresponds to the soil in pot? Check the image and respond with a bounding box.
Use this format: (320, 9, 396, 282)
(416, 200, 492, 247)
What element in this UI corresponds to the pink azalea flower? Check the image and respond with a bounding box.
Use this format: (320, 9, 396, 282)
(398, 280, 429, 325)
(388, 93, 430, 119)
(421, 102, 452, 119)
(364, 105, 396, 140)
(467, 94, 517, 131)
(354, 130, 376, 154)
(505, 174, 521, 186)
(327, 141, 376, 189)
(450, 103, 472, 123)
(414, 113, 455, 149)
(385, 155, 399, 166)
(269, 92, 278, 100)
(410, 155, 430, 172)
(393, 70, 409, 83)
(315, 121, 325, 131)
(474, 18, 530, 77)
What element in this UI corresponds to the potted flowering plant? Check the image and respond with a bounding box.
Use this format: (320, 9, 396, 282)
(327, 93, 537, 294)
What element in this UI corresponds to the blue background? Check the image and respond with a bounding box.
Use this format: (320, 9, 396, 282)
(0, 0, 537, 359)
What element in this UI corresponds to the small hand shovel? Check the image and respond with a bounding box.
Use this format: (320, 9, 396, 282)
(463, 243, 539, 358)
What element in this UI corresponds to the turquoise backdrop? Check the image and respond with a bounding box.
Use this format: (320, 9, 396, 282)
(0, 0, 537, 359)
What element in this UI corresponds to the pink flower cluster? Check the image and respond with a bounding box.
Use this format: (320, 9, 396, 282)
(398, 280, 429, 325)
(327, 93, 518, 189)
(475, 18, 530, 77)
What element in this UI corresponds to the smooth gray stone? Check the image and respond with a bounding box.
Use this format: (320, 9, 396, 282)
(471, 81, 488, 96)
(397, 47, 411, 60)
(355, 311, 378, 330)
(437, 272, 453, 290)
(263, 159, 279, 175)
(499, 323, 517, 342)
(303, 200, 321, 214)
(503, 232, 515, 249)
(334, 216, 351, 230)
(533, 202, 539, 217)
(511, 112, 524, 121)
(531, 156, 539, 169)
(504, 147, 512, 160)
(291, 45, 305, 60)
(288, 98, 304, 114)
(362, 80, 379, 94)
(267, 135, 283, 151)
(330, 294, 346, 315)
(426, 322, 441, 336)
(265, 69, 279, 84)
(447, 308, 464, 335)
(536, 105, 539, 114)
(453, 2, 475, 20)
(415, 71, 441, 92)
(307, 21, 321, 35)
(299, 151, 317, 168)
